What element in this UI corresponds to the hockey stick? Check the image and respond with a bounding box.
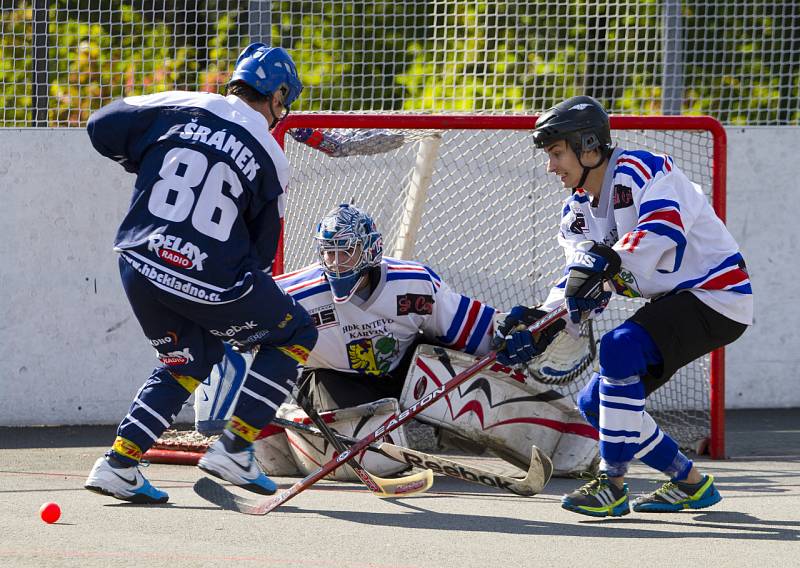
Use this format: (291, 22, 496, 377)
(291, 393, 433, 498)
(194, 306, 567, 515)
(272, 416, 550, 497)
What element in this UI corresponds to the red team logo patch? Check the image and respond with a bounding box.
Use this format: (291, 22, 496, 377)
(397, 294, 434, 316)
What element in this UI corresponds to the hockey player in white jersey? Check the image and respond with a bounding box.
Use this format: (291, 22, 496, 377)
(495, 96, 753, 517)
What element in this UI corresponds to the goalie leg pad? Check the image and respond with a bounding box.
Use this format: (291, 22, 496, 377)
(280, 399, 410, 481)
(251, 420, 302, 476)
(195, 344, 251, 436)
(400, 345, 599, 476)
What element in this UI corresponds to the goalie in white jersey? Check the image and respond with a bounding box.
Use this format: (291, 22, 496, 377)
(496, 96, 752, 517)
(279, 203, 496, 409)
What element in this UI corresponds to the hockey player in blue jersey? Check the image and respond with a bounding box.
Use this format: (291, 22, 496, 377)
(495, 96, 753, 517)
(83, 43, 318, 504)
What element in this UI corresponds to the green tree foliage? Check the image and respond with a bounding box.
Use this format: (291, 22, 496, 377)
(1, 0, 798, 126)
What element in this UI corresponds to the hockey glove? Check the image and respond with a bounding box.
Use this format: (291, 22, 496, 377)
(492, 306, 565, 366)
(564, 241, 622, 324)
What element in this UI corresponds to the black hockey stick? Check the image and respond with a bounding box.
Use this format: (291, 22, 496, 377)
(193, 305, 567, 515)
(272, 416, 551, 497)
(290, 392, 433, 497)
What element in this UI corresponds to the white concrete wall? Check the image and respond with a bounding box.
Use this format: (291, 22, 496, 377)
(723, 128, 799, 408)
(0, 130, 192, 426)
(0, 127, 797, 426)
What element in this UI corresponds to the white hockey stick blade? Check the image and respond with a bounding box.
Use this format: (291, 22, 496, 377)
(194, 468, 432, 515)
(291, 397, 434, 498)
(377, 443, 553, 496)
(357, 467, 433, 498)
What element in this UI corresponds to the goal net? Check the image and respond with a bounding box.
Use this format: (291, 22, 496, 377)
(275, 113, 727, 458)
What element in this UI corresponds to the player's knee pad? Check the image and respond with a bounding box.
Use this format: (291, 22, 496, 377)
(576, 373, 600, 429)
(598, 321, 661, 380)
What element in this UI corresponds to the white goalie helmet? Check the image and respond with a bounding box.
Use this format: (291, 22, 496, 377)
(314, 204, 383, 303)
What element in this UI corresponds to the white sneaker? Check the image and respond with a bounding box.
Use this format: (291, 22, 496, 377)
(198, 439, 277, 495)
(84, 457, 169, 504)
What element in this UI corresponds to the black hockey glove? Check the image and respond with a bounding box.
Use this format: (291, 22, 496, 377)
(492, 306, 565, 366)
(564, 241, 622, 324)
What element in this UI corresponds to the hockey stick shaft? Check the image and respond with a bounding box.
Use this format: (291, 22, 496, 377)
(244, 306, 567, 514)
(272, 416, 547, 497)
(291, 396, 432, 497)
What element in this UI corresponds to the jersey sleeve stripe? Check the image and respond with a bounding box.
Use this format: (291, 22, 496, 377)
(386, 272, 433, 283)
(283, 275, 326, 294)
(698, 267, 752, 292)
(614, 165, 646, 188)
(440, 296, 470, 344)
(617, 157, 653, 180)
(668, 253, 752, 294)
(636, 222, 687, 272)
(639, 198, 681, 217)
(639, 209, 684, 230)
(464, 306, 495, 354)
(452, 300, 483, 350)
(292, 282, 330, 300)
(274, 263, 319, 282)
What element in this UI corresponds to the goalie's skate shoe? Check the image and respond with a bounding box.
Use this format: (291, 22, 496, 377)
(84, 457, 169, 504)
(561, 473, 630, 517)
(197, 439, 277, 495)
(632, 474, 722, 513)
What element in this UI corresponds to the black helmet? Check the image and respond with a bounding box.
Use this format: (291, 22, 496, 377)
(533, 95, 612, 157)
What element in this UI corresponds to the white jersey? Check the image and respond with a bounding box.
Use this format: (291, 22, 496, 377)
(543, 147, 753, 325)
(275, 258, 496, 375)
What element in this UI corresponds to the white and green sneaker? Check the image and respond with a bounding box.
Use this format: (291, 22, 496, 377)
(562, 473, 630, 518)
(632, 475, 722, 512)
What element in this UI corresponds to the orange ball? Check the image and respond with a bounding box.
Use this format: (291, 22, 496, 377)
(39, 502, 61, 524)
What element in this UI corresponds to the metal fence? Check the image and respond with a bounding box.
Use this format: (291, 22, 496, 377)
(2, 0, 799, 127)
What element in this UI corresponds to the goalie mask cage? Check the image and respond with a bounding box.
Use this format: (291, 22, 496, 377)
(145, 113, 727, 464)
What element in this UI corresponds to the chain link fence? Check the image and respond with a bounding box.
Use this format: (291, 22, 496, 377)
(2, 1, 799, 126)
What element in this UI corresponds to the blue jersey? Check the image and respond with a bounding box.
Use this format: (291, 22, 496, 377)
(87, 91, 290, 304)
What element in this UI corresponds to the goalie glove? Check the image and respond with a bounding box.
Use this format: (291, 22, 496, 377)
(288, 128, 405, 157)
(492, 306, 566, 367)
(564, 241, 622, 324)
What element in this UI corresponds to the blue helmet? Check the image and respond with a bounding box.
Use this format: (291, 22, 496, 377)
(315, 205, 383, 303)
(229, 43, 303, 109)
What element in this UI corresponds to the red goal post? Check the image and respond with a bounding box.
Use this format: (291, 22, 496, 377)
(272, 113, 728, 459)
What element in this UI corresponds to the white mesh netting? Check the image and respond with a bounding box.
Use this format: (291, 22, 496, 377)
(278, 115, 720, 451)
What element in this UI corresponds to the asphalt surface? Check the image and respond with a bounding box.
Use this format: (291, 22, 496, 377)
(0, 409, 798, 568)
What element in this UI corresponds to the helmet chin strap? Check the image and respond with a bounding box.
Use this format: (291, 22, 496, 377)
(266, 94, 288, 129)
(572, 148, 609, 190)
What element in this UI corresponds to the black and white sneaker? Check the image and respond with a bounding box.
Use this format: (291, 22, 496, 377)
(198, 439, 277, 495)
(84, 457, 169, 504)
